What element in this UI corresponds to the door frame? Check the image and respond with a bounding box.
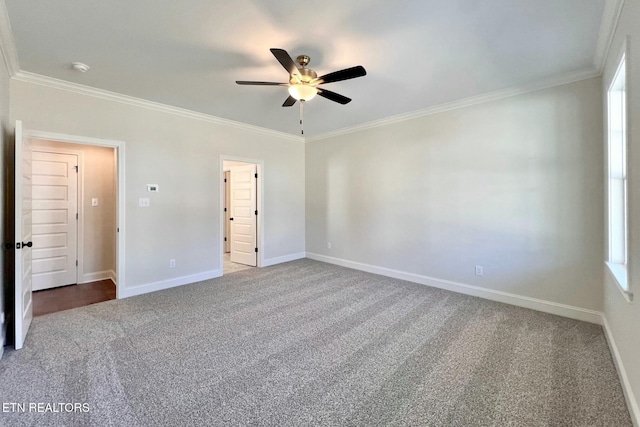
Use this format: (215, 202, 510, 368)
(219, 155, 264, 271)
(31, 143, 83, 286)
(24, 129, 126, 298)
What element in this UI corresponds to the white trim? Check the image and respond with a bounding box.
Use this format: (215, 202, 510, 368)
(219, 156, 265, 272)
(22, 129, 126, 299)
(606, 261, 633, 302)
(79, 270, 116, 285)
(8, 57, 602, 146)
(0, 0, 20, 76)
(305, 252, 603, 324)
(305, 68, 600, 142)
(13, 70, 304, 143)
(119, 270, 222, 299)
(593, 0, 626, 73)
(602, 315, 640, 427)
(12, 68, 599, 145)
(262, 252, 306, 267)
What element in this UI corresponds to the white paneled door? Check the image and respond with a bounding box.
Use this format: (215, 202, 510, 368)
(14, 121, 33, 350)
(230, 164, 257, 266)
(224, 170, 231, 253)
(31, 151, 78, 290)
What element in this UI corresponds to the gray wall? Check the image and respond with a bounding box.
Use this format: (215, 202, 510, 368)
(602, 0, 640, 419)
(306, 77, 604, 311)
(10, 79, 305, 293)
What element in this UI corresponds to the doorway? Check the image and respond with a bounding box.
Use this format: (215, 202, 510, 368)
(221, 157, 263, 275)
(13, 122, 126, 350)
(30, 139, 117, 315)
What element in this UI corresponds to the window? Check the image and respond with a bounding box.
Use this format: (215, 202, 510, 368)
(606, 53, 629, 293)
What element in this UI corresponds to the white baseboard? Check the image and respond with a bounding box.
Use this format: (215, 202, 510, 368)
(79, 269, 116, 285)
(305, 252, 603, 325)
(262, 252, 306, 267)
(119, 269, 222, 299)
(602, 315, 640, 427)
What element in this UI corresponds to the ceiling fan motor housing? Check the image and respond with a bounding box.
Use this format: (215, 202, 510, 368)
(291, 66, 317, 84)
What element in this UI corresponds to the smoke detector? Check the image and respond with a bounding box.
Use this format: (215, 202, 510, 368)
(71, 62, 90, 73)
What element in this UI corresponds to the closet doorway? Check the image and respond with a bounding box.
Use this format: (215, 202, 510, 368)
(221, 157, 263, 275)
(30, 139, 117, 316)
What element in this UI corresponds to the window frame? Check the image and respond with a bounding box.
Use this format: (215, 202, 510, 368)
(605, 41, 633, 302)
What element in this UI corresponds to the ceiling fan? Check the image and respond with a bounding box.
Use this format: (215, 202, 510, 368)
(236, 49, 366, 132)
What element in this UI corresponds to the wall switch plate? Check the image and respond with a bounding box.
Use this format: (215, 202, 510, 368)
(475, 266, 483, 276)
(169, 259, 176, 268)
(147, 184, 159, 192)
(327, 242, 332, 249)
(91, 198, 99, 207)
(139, 198, 150, 207)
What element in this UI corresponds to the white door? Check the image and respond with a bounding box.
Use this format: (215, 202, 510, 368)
(230, 164, 257, 266)
(224, 171, 231, 253)
(31, 151, 78, 290)
(14, 120, 33, 350)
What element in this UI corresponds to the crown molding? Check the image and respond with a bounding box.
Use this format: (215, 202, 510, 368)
(306, 67, 601, 143)
(12, 70, 305, 143)
(0, 0, 20, 76)
(593, 0, 625, 74)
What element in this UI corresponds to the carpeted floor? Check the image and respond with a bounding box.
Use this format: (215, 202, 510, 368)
(0, 259, 632, 426)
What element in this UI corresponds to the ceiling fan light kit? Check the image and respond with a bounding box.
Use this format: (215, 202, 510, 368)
(236, 48, 367, 134)
(288, 85, 317, 101)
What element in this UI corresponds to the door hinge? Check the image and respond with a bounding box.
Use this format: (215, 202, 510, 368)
(76, 213, 79, 220)
(255, 210, 258, 216)
(224, 178, 227, 183)
(255, 247, 258, 253)
(255, 173, 258, 179)
(117, 228, 120, 232)
(224, 207, 227, 212)
(76, 260, 78, 266)
(74, 165, 78, 173)
(224, 237, 227, 242)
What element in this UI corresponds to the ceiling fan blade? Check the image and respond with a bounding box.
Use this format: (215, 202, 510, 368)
(270, 48, 301, 79)
(282, 96, 297, 107)
(236, 81, 288, 86)
(315, 66, 366, 84)
(317, 89, 352, 105)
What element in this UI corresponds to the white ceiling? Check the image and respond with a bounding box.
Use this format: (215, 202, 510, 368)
(5, 0, 607, 137)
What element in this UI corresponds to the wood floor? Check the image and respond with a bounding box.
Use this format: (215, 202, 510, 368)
(32, 279, 116, 317)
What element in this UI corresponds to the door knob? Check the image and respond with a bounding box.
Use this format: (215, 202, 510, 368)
(22, 241, 33, 248)
(230, 218, 234, 221)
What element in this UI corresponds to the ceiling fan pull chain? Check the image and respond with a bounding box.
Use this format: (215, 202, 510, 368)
(300, 100, 305, 135)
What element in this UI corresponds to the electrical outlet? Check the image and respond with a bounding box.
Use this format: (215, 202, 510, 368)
(475, 266, 483, 276)
(327, 242, 332, 249)
(91, 198, 99, 207)
(139, 198, 150, 207)
(169, 259, 176, 268)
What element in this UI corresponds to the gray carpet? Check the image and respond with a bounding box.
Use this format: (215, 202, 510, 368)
(0, 259, 632, 426)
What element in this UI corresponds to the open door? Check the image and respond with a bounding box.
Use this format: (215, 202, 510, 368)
(230, 164, 257, 266)
(224, 171, 231, 253)
(14, 120, 34, 350)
